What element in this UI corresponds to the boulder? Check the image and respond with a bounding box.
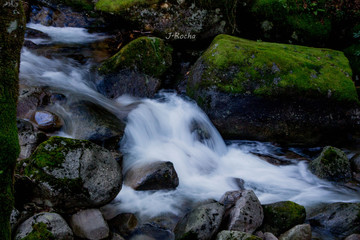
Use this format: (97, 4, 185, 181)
(17, 119, 47, 159)
(21, 136, 122, 210)
(17, 86, 51, 119)
(108, 213, 138, 237)
(124, 161, 179, 191)
(345, 234, 360, 240)
(216, 230, 262, 240)
(128, 223, 175, 240)
(260, 201, 306, 236)
(309, 146, 351, 182)
(308, 202, 360, 239)
(15, 212, 73, 240)
(264, 232, 278, 240)
(278, 224, 311, 240)
(70, 209, 109, 240)
(174, 201, 225, 240)
(187, 34, 359, 145)
(98, 36, 172, 79)
(32, 110, 63, 132)
(220, 190, 263, 234)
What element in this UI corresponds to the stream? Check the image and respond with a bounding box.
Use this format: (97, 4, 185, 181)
(20, 23, 360, 223)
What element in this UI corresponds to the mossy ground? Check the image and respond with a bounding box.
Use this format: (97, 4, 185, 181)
(189, 34, 357, 103)
(21, 222, 55, 240)
(99, 36, 172, 78)
(95, 0, 159, 13)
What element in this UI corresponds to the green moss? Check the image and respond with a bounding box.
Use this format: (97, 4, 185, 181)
(99, 36, 172, 78)
(21, 222, 55, 240)
(95, 0, 159, 13)
(261, 201, 306, 236)
(188, 34, 357, 103)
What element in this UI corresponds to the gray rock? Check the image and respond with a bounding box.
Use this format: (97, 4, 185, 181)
(345, 234, 360, 240)
(17, 119, 47, 159)
(109, 213, 138, 237)
(309, 146, 351, 182)
(128, 223, 175, 240)
(125, 161, 179, 191)
(216, 230, 262, 240)
(111, 232, 126, 240)
(23, 136, 122, 210)
(308, 202, 360, 239)
(174, 201, 225, 240)
(33, 110, 63, 132)
(70, 209, 109, 240)
(225, 190, 264, 234)
(10, 209, 21, 233)
(350, 153, 360, 173)
(264, 232, 278, 240)
(15, 212, 73, 240)
(278, 224, 311, 240)
(17, 86, 51, 120)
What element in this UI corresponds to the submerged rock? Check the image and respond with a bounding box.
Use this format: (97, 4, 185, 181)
(21, 136, 122, 210)
(128, 222, 175, 240)
(124, 161, 179, 191)
(175, 201, 225, 240)
(278, 224, 311, 240)
(308, 202, 360, 239)
(108, 213, 138, 237)
(32, 110, 63, 132)
(260, 201, 306, 236)
(216, 230, 262, 240)
(15, 212, 73, 240)
(309, 146, 351, 182)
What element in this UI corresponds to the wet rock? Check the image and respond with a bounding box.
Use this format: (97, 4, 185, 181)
(308, 202, 360, 239)
(216, 230, 262, 240)
(70, 209, 109, 240)
(32, 110, 63, 132)
(350, 153, 360, 174)
(17, 86, 51, 119)
(15, 212, 73, 240)
(17, 119, 47, 159)
(10, 209, 21, 233)
(174, 201, 225, 240)
(97, 69, 161, 99)
(25, 27, 51, 39)
(124, 161, 179, 191)
(108, 213, 138, 237)
(278, 224, 311, 240)
(264, 232, 278, 240)
(309, 146, 351, 182)
(21, 136, 122, 210)
(260, 201, 306, 236)
(345, 234, 360, 240)
(128, 222, 175, 240)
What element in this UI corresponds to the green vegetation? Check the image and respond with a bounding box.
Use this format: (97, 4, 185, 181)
(0, 1, 25, 239)
(261, 201, 306, 236)
(21, 223, 55, 240)
(95, 0, 159, 13)
(99, 36, 172, 78)
(188, 34, 357, 103)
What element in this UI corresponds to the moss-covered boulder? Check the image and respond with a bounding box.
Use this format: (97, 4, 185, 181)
(99, 36, 172, 78)
(95, 0, 158, 13)
(309, 146, 351, 182)
(260, 201, 306, 236)
(187, 34, 360, 145)
(216, 230, 262, 240)
(21, 136, 122, 210)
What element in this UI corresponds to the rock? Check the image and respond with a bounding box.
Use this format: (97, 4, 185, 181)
(128, 223, 175, 240)
(25, 27, 51, 39)
(22, 136, 122, 210)
(10, 209, 21, 233)
(216, 230, 262, 240)
(124, 161, 179, 191)
(260, 201, 306, 236)
(17, 86, 52, 119)
(264, 232, 278, 240)
(309, 146, 352, 182)
(220, 190, 263, 234)
(97, 69, 161, 99)
(350, 153, 360, 173)
(308, 202, 360, 239)
(174, 201, 225, 240)
(99, 36, 172, 78)
(17, 119, 47, 159)
(278, 224, 311, 240)
(95, 1, 227, 41)
(345, 234, 360, 240)
(111, 232, 126, 240)
(108, 213, 138, 237)
(15, 212, 73, 240)
(32, 110, 63, 132)
(187, 34, 359, 145)
(70, 209, 109, 240)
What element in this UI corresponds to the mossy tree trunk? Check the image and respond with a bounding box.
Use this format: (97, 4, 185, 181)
(0, 0, 25, 239)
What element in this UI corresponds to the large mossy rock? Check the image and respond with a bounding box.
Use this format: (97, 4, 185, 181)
(260, 201, 306, 236)
(99, 36, 172, 78)
(309, 146, 351, 182)
(21, 136, 122, 210)
(187, 34, 360, 145)
(216, 230, 262, 240)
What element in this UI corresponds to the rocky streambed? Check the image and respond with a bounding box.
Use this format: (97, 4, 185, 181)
(12, 0, 360, 239)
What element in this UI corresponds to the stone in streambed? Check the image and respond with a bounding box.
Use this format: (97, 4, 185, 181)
(124, 161, 179, 191)
(309, 146, 351, 182)
(32, 110, 63, 132)
(70, 209, 109, 240)
(21, 136, 122, 210)
(108, 213, 138, 237)
(216, 230, 262, 240)
(278, 224, 311, 240)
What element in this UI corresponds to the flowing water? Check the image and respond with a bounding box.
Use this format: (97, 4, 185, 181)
(20, 24, 360, 220)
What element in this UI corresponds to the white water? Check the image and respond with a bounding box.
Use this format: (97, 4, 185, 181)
(20, 24, 360, 219)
